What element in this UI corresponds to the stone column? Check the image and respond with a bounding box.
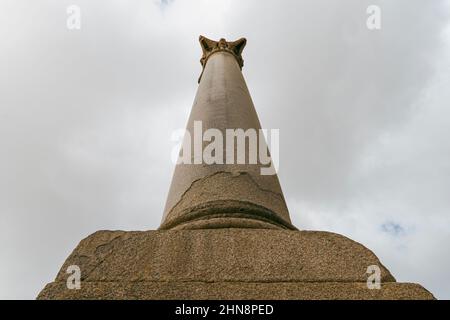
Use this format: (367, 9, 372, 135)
(160, 36, 295, 230)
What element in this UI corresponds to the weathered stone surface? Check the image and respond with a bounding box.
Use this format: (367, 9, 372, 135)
(52, 229, 394, 283)
(161, 173, 296, 231)
(38, 281, 434, 300)
(36, 229, 434, 300)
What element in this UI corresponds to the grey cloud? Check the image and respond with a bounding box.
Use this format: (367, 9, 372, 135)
(0, 0, 449, 299)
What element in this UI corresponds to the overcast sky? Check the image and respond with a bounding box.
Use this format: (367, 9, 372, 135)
(1, 0, 450, 299)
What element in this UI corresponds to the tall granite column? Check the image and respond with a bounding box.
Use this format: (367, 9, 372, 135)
(161, 36, 295, 231)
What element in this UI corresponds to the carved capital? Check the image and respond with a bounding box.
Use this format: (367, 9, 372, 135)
(198, 35, 247, 83)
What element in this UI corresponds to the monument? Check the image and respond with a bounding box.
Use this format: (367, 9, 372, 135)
(38, 36, 434, 300)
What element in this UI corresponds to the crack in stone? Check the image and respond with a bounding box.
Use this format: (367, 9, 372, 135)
(165, 170, 286, 219)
